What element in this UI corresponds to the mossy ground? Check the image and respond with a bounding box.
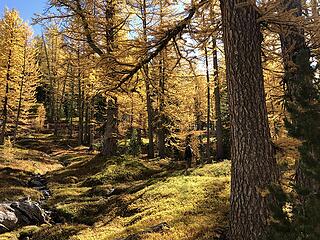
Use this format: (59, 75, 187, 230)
(0, 135, 230, 240)
(0, 144, 62, 202)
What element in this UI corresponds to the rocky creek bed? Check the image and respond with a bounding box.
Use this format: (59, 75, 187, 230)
(0, 174, 52, 234)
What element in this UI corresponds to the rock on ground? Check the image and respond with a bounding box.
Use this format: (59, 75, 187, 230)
(0, 200, 49, 233)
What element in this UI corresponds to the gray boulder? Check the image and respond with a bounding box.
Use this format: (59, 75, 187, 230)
(10, 200, 49, 225)
(0, 204, 18, 233)
(0, 200, 49, 233)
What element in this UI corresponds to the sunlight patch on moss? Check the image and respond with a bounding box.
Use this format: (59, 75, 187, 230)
(71, 162, 230, 240)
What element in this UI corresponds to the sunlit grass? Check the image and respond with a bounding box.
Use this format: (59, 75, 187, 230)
(0, 145, 62, 175)
(43, 158, 230, 240)
(0, 139, 231, 240)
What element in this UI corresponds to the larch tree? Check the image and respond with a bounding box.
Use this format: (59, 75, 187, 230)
(0, 10, 33, 145)
(38, 26, 68, 137)
(220, 0, 278, 239)
(13, 33, 40, 144)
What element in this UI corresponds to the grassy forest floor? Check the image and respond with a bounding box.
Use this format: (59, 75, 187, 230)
(0, 134, 230, 240)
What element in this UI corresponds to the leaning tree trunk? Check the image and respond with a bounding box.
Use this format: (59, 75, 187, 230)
(220, 1, 278, 239)
(101, 98, 118, 157)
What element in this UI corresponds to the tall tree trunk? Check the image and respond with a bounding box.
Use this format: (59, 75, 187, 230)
(0, 83, 9, 146)
(145, 69, 155, 158)
(158, 56, 166, 159)
(157, 0, 166, 159)
(52, 35, 59, 137)
(212, 38, 224, 160)
(205, 45, 211, 163)
(99, 0, 119, 155)
(84, 99, 89, 145)
(102, 98, 118, 156)
(58, 62, 69, 120)
(42, 35, 56, 126)
(194, 77, 202, 130)
(89, 96, 94, 149)
(0, 44, 13, 145)
(220, 1, 278, 239)
(130, 96, 134, 134)
(69, 71, 75, 140)
(77, 50, 83, 145)
(13, 38, 28, 145)
(141, 0, 155, 158)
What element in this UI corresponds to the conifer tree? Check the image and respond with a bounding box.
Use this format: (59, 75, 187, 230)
(0, 10, 35, 145)
(220, 0, 278, 239)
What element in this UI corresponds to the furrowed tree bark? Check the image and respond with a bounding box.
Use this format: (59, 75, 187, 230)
(220, 0, 278, 239)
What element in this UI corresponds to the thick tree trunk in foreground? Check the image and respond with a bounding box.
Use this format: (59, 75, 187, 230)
(220, 1, 278, 239)
(102, 98, 118, 157)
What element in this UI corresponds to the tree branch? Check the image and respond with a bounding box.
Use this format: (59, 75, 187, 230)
(110, 0, 209, 90)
